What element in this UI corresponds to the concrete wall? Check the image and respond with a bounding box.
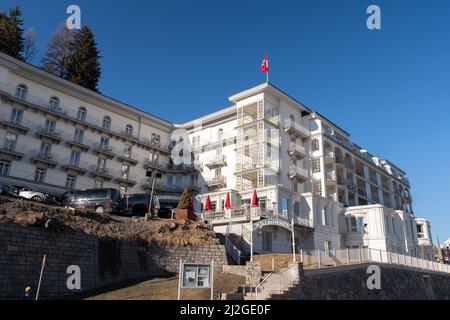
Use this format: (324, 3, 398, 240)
(271, 263, 450, 300)
(0, 223, 228, 300)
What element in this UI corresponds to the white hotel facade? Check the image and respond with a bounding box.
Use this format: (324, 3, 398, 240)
(0, 52, 434, 260)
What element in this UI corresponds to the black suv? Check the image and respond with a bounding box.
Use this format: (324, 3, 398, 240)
(61, 188, 122, 214)
(123, 193, 151, 216)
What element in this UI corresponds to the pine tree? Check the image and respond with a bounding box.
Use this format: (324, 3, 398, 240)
(0, 6, 24, 60)
(177, 187, 191, 210)
(66, 26, 101, 92)
(41, 25, 74, 78)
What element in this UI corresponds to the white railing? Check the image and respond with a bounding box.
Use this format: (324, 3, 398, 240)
(284, 120, 310, 137)
(254, 263, 300, 300)
(299, 248, 450, 275)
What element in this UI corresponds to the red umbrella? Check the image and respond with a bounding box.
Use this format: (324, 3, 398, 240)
(251, 189, 258, 207)
(204, 195, 212, 211)
(225, 193, 231, 209)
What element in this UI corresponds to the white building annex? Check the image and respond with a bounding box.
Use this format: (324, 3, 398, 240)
(0, 52, 434, 260)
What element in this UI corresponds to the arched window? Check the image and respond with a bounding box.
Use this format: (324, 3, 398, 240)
(290, 114, 295, 122)
(218, 128, 223, 141)
(49, 96, 60, 110)
(15, 84, 28, 100)
(77, 107, 87, 122)
(102, 116, 111, 130)
(312, 139, 320, 151)
(155, 134, 161, 146)
(125, 124, 133, 137)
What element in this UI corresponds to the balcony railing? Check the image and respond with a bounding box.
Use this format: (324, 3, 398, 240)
(283, 120, 310, 139)
(289, 166, 309, 182)
(0, 81, 171, 154)
(31, 153, 57, 168)
(142, 181, 185, 193)
(63, 162, 88, 175)
(326, 171, 337, 181)
(95, 145, 115, 159)
(115, 175, 137, 186)
(119, 153, 139, 166)
(205, 155, 226, 169)
(337, 175, 346, 186)
(66, 139, 91, 152)
(288, 143, 306, 159)
(91, 168, 113, 181)
(206, 176, 226, 189)
(0, 119, 29, 134)
(37, 127, 62, 143)
(0, 144, 24, 160)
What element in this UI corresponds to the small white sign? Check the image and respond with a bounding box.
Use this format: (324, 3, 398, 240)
(181, 263, 212, 289)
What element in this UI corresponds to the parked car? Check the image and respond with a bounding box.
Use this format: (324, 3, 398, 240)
(13, 186, 49, 203)
(61, 188, 122, 214)
(0, 184, 20, 198)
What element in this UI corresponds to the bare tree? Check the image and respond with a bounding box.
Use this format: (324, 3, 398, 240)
(41, 24, 74, 78)
(23, 27, 37, 63)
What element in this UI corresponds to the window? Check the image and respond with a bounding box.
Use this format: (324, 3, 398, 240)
(34, 168, 46, 183)
(0, 160, 11, 175)
(100, 137, 110, 147)
(218, 129, 223, 142)
(391, 217, 396, 235)
(282, 198, 289, 216)
(97, 158, 106, 171)
(313, 180, 322, 195)
(44, 119, 56, 133)
(176, 176, 183, 188)
(193, 136, 200, 149)
(167, 176, 174, 187)
(10, 108, 23, 124)
(346, 216, 357, 233)
(73, 128, 84, 143)
(123, 145, 132, 158)
(49, 96, 60, 110)
(94, 179, 103, 188)
(102, 116, 111, 130)
(312, 139, 320, 151)
(357, 217, 365, 233)
(417, 224, 424, 239)
(125, 125, 133, 137)
(321, 206, 329, 226)
(3, 133, 18, 151)
(324, 241, 332, 255)
(15, 84, 27, 100)
(77, 107, 87, 122)
(119, 186, 127, 197)
(312, 158, 321, 173)
(69, 150, 81, 166)
(39, 143, 51, 158)
(385, 215, 390, 233)
(293, 201, 300, 216)
(66, 175, 76, 190)
(121, 164, 130, 179)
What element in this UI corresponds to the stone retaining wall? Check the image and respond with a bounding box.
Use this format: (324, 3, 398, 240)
(0, 223, 228, 300)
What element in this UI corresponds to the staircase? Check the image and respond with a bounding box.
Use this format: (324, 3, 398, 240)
(244, 262, 301, 300)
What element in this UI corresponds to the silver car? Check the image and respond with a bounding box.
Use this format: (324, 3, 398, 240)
(14, 186, 48, 203)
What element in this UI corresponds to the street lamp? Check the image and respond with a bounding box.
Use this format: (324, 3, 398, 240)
(146, 170, 162, 218)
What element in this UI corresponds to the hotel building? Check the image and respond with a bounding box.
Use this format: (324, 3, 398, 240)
(0, 52, 434, 259)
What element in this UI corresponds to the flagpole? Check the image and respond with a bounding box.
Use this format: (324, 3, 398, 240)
(266, 71, 269, 84)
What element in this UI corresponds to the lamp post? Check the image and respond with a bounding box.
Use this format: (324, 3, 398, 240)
(146, 170, 162, 218)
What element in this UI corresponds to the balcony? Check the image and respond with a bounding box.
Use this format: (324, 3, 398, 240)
(144, 160, 165, 172)
(37, 128, 62, 144)
(288, 166, 309, 183)
(0, 145, 24, 160)
(118, 153, 139, 166)
(142, 181, 184, 193)
(335, 158, 345, 167)
(347, 181, 356, 191)
(66, 140, 90, 152)
(115, 175, 137, 187)
(31, 153, 57, 168)
(63, 162, 88, 175)
(205, 155, 226, 169)
(94, 145, 115, 159)
(206, 176, 227, 189)
(0, 120, 29, 134)
(326, 171, 337, 184)
(91, 168, 113, 181)
(337, 175, 346, 186)
(288, 143, 306, 160)
(324, 152, 335, 164)
(283, 120, 310, 139)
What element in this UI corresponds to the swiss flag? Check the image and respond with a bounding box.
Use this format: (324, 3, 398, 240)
(260, 55, 269, 73)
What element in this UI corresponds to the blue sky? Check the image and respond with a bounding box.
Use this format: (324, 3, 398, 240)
(1, 0, 449, 242)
